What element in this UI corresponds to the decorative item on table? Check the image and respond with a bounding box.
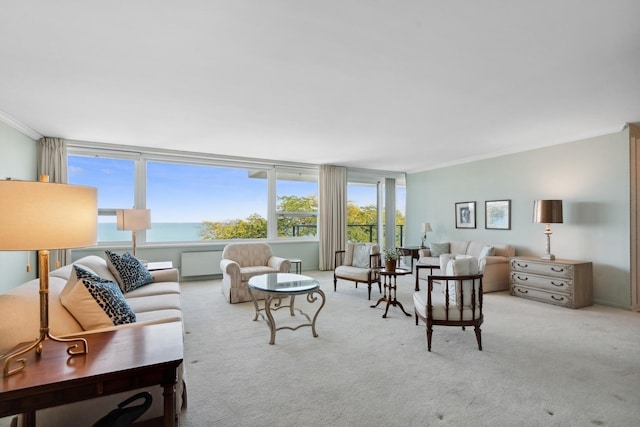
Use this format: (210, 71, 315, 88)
(420, 222, 432, 248)
(383, 247, 399, 271)
(116, 208, 151, 257)
(533, 199, 563, 260)
(0, 175, 97, 376)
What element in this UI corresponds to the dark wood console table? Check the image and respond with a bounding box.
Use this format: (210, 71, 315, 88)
(396, 246, 422, 270)
(0, 322, 183, 427)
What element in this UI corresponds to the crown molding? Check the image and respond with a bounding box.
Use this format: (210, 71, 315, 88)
(0, 110, 42, 140)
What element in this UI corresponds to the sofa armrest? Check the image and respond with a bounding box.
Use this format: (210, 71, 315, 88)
(151, 268, 179, 283)
(418, 248, 431, 258)
(268, 256, 291, 273)
(479, 255, 508, 272)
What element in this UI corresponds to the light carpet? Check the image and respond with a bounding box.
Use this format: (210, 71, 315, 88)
(178, 270, 640, 427)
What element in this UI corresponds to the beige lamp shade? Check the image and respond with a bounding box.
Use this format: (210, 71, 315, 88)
(117, 209, 151, 231)
(421, 222, 432, 233)
(533, 200, 563, 224)
(0, 179, 97, 250)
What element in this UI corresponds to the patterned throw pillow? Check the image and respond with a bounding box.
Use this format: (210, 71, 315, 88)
(105, 250, 154, 293)
(429, 242, 451, 257)
(61, 277, 136, 330)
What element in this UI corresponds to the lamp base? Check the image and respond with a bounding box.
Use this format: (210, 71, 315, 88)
(2, 330, 88, 376)
(1, 249, 88, 377)
(541, 253, 556, 260)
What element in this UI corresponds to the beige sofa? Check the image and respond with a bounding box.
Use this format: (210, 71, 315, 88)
(418, 240, 515, 292)
(220, 242, 291, 303)
(0, 255, 186, 427)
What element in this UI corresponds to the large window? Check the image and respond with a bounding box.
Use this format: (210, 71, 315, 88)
(147, 161, 268, 242)
(276, 169, 318, 238)
(68, 154, 136, 243)
(68, 147, 318, 244)
(346, 181, 406, 245)
(347, 182, 379, 243)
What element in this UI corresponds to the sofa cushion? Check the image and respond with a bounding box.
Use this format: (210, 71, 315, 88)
(429, 242, 450, 257)
(450, 240, 471, 255)
(61, 277, 137, 330)
(105, 250, 154, 293)
(478, 245, 495, 259)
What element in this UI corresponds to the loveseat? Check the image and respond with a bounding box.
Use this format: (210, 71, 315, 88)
(220, 242, 291, 303)
(0, 254, 186, 427)
(418, 240, 515, 292)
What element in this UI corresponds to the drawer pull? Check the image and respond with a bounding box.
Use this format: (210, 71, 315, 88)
(517, 275, 528, 281)
(550, 295, 565, 301)
(517, 288, 529, 294)
(551, 267, 565, 273)
(550, 281, 564, 287)
(516, 263, 528, 268)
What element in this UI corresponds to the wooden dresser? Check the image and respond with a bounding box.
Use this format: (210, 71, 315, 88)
(510, 256, 593, 308)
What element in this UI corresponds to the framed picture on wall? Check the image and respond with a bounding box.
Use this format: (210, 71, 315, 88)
(485, 199, 511, 230)
(455, 201, 476, 229)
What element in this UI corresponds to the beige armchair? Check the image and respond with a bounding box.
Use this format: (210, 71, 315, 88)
(413, 256, 484, 351)
(334, 242, 381, 300)
(220, 242, 291, 303)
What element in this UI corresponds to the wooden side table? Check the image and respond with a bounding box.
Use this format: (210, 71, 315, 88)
(370, 268, 412, 318)
(0, 322, 183, 427)
(396, 246, 421, 270)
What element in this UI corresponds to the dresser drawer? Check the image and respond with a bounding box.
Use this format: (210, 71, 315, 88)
(510, 258, 573, 278)
(510, 272, 573, 293)
(511, 285, 572, 308)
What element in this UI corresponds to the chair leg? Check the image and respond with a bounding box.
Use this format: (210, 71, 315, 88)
(333, 277, 337, 292)
(474, 326, 482, 351)
(426, 323, 433, 352)
(414, 312, 418, 326)
(367, 283, 372, 300)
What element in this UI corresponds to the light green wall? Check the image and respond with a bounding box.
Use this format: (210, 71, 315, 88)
(406, 130, 630, 308)
(0, 121, 38, 293)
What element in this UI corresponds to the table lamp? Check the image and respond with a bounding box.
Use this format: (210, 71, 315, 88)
(0, 176, 97, 376)
(116, 209, 151, 257)
(533, 200, 563, 260)
(420, 222, 432, 248)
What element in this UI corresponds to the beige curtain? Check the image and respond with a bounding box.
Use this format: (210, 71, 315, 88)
(37, 137, 69, 267)
(319, 165, 347, 270)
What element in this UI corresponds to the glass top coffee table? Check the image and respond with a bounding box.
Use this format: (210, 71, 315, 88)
(248, 273, 326, 345)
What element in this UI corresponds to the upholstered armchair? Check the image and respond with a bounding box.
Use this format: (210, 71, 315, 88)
(334, 242, 381, 300)
(413, 256, 484, 351)
(220, 242, 291, 303)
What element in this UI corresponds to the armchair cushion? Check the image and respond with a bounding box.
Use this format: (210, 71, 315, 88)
(445, 257, 481, 307)
(353, 243, 373, 268)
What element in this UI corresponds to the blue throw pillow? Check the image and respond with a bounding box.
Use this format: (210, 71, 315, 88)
(105, 250, 154, 293)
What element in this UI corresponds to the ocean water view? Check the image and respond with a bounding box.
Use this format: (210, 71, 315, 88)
(99, 222, 204, 242)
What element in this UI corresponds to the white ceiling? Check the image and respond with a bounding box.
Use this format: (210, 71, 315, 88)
(1, 1, 639, 173)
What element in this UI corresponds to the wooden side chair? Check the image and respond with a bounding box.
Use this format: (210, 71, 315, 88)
(334, 242, 381, 300)
(413, 256, 484, 351)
